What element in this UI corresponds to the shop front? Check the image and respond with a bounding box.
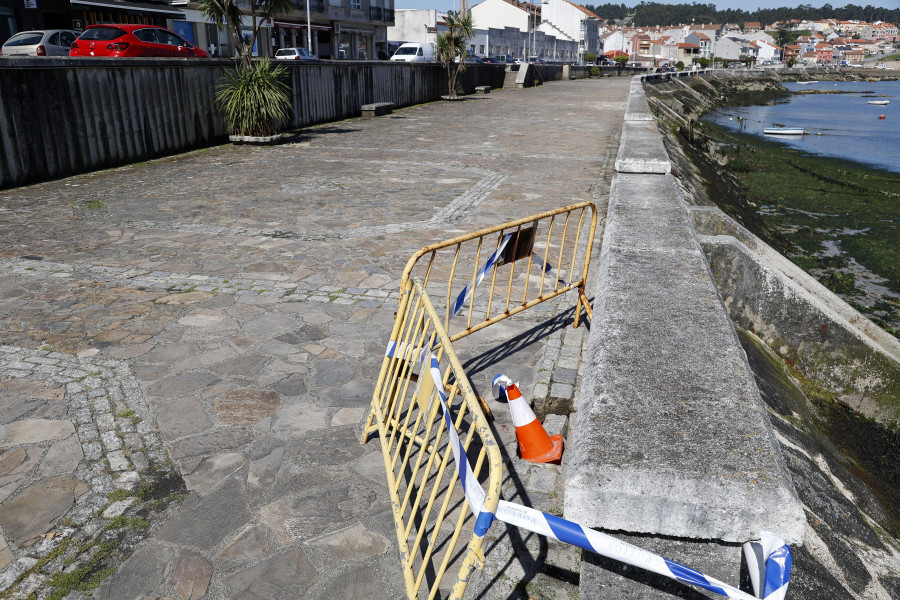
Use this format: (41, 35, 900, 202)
(335, 24, 374, 59)
(272, 20, 330, 57)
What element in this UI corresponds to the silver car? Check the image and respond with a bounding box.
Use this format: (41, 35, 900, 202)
(1, 30, 78, 57)
(274, 47, 317, 60)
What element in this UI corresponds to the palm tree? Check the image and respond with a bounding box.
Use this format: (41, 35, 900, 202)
(199, 0, 294, 68)
(436, 11, 475, 99)
(200, 0, 294, 139)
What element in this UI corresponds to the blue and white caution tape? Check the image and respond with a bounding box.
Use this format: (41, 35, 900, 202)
(528, 252, 569, 288)
(384, 345, 793, 599)
(743, 532, 793, 600)
(450, 232, 514, 318)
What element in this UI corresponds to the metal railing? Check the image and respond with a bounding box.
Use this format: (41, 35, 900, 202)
(370, 6, 382, 20)
(400, 201, 597, 342)
(383, 8, 395, 21)
(361, 276, 502, 599)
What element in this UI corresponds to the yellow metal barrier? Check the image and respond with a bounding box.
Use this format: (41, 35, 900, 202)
(363, 204, 598, 598)
(400, 202, 597, 342)
(361, 276, 503, 599)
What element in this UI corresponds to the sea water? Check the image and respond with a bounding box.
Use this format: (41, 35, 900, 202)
(702, 79, 900, 175)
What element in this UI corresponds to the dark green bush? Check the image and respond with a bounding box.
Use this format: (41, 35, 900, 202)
(215, 58, 291, 137)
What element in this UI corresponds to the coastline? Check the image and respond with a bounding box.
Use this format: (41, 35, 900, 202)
(646, 72, 899, 338)
(695, 122, 900, 337)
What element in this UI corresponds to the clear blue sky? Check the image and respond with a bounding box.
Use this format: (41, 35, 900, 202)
(395, 0, 900, 12)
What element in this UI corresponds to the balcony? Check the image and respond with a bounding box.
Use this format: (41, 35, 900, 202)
(369, 6, 382, 20)
(383, 8, 394, 22)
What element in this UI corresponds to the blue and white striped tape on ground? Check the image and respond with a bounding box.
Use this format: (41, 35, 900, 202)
(381, 341, 792, 600)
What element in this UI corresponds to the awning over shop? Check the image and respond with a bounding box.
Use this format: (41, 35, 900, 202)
(273, 21, 331, 31)
(71, 0, 185, 20)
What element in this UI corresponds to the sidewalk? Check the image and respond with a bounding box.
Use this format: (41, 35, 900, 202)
(0, 77, 629, 599)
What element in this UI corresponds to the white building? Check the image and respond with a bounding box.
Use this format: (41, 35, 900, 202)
(540, 0, 602, 61)
(470, 0, 534, 33)
(389, 7, 576, 61)
(598, 29, 626, 54)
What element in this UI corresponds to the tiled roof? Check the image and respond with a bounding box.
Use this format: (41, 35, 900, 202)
(562, 0, 601, 20)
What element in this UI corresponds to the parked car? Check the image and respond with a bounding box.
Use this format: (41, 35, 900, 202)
(274, 47, 317, 60)
(1, 29, 78, 57)
(482, 56, 495, 63)
(390, 42, 435, 62)
(455, 53, 483, 63)
(70, 25, 209, 58)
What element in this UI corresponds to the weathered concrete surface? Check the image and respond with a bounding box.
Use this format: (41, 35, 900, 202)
(690, 205, 900, 365)
(0, 78, 626, 599)
(565, 172, 805, 544)
(637, 71, 900, 600)
(624, 86, 654, 122)
(701, 234, 900, 426)
(614, 121, 672, 173)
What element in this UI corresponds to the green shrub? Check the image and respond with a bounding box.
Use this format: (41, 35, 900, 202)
(675, 61, 685, 71)
(590, 66, 600, 76)
(215, 58, 291, 137)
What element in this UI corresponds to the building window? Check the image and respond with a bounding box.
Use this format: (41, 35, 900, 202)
(479, 44, 484, 53)
(351, 0, 361, 8)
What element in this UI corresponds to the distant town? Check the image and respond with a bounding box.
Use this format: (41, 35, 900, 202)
(1, 0, 897, 67)
(391, 4, 899, 69)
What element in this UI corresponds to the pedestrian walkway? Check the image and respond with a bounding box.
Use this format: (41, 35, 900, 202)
(0, 77, 629, 599)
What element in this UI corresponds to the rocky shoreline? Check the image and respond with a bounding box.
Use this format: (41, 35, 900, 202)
(643, 69, 900, 599)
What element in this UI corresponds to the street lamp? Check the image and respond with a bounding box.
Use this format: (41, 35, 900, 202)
(306, 0, 312, 55)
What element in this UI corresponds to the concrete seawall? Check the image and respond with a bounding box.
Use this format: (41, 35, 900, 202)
(566, 74, 806, 553)
(569, 70, 900, 599)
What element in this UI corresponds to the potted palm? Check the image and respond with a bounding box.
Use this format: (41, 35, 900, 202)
(200, 0, 295, 142)
(436, 11, 475, 100)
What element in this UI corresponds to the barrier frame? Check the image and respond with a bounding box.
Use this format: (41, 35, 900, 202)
(400, 201, 598, 342)
(361, 276, 503, 600)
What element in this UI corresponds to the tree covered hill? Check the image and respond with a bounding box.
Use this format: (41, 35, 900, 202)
(582, 2, 900, 27)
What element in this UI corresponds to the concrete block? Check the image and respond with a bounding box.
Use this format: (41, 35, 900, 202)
(543, 414, 567, 439)
(700, 235, 900, 425)
(625, 90, 654, 121)
(581, 534, 743, 599)
(475, 86, 491, 94)
(564, 167, 806, 544)
(603, 174, 698, 253)
(565, 241, 805, 544)
(360, 102, 394, 118)
(614, 121, 671, 174)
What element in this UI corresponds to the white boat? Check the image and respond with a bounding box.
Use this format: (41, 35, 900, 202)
(763, 127, 806, 135)
(796, 81, 815, 84)
(867, 100, 890, 105)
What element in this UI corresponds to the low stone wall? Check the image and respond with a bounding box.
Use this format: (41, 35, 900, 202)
(0, 58, 505, 190)
(566, 75, 806, 596)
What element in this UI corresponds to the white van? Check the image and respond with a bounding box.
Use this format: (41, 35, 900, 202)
(390, 42, 435, 62)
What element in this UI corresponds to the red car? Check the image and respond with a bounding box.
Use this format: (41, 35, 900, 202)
(70, 24, 209, 58)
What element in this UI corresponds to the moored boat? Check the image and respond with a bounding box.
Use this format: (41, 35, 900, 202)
(763, 127, 806, 135)
(867, 100, 890, 105)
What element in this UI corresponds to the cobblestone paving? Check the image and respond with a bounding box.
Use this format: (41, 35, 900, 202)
(0, 77, 629, 599)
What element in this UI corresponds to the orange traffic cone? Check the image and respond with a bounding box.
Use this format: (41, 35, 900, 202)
(493, 375, 563, 464)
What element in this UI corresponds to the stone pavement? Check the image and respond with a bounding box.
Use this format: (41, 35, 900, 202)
(0, 76, 629, 599)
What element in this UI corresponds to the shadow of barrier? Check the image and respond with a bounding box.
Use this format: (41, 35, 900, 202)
(360, 204, 791, 600)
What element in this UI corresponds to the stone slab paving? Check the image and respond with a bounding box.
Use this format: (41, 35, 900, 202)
(0, 77, 628, 599)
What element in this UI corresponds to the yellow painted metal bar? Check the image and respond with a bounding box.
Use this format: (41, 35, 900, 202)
(539, 215, 555, 299)
(363, 277, 503, 600)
